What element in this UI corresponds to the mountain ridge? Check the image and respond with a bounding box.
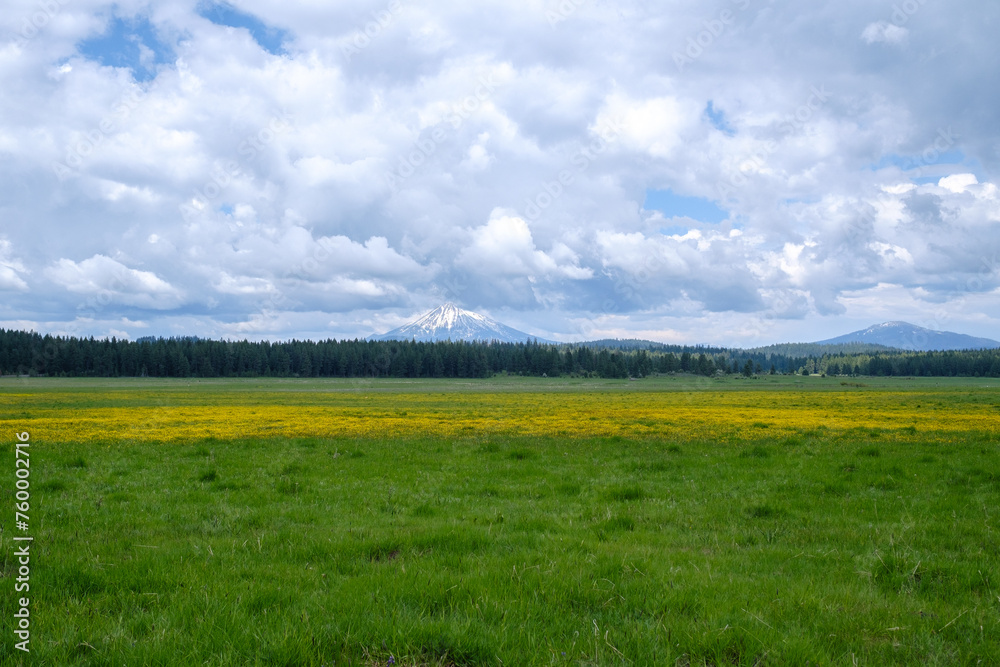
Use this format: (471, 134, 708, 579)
(814, 321, 1000, 351)
(372, 310, 997, 351)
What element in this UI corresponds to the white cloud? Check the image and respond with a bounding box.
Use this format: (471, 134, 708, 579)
(862, 21, 909, 45)
(938, 173, 978, 193)
(97, 179, 160, 202)
(457, 209, 592, 280)
(595, 229, 765, 313)
(773, 243, 810, 286)
(43, 254, 184, 309)
(460, 133, 494, 171)
(595, 93, 692, 159)
(213, 272, 277, 295)
(0, 239, 29, 291)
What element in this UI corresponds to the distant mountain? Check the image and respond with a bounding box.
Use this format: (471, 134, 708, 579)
(371, 303, 550, 343)
(579, 339, 896, 356)
(815, 321, 1000, 351)
(750, 342, 896, 357)
(574, 339, 728, 354)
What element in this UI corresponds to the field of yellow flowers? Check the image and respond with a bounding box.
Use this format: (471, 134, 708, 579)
(2, 375, 997, 445)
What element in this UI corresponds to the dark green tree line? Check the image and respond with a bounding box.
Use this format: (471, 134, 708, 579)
(1, 329, 997, 379)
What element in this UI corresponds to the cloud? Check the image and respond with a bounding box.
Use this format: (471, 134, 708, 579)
(861, 21, 909, 45)
(43, 254, 184, 309)
(456, 209, 592, 282)
(938, 173, 978, 194)
(0, 240, 29, 291)
(595, 228, 764, 313)
(595, 93, 693, 159)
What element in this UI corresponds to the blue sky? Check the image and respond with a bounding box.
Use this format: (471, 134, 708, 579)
(704, 101, 734, 136)
(77, 13, 174, 82)
(1, 0, 998, 346)
(77, 3, 287, 81)
(196, 2, 287, 55)
(644, 189, 728, 224)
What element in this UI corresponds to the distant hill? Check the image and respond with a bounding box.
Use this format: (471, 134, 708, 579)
(371, 303, 551, 343)
(576, 339, 896, 357)
(573, 339, 729, 354)
(750, 342, 896, 357)
(815, 322, 1000, 351)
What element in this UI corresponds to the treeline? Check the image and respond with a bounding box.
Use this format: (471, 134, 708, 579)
(816, 350, 1000, 378)
(0, 329, 998, 379)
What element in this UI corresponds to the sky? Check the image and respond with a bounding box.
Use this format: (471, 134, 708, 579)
(1, 0, 999, 347)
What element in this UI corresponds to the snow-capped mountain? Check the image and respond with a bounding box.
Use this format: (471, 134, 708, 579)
(371, 303, 550, 343)
(815, 321, 1000, 351)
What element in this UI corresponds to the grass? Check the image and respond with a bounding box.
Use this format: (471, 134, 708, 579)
(1, 375, 998, 665)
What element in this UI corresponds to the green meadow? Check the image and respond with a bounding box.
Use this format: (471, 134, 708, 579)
(1, 376, 998, 665)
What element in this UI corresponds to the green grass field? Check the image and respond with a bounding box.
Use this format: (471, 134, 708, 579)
(1, 376, 999, 665)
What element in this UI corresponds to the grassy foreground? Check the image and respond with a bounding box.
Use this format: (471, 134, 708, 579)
(1, 375, 999, 665)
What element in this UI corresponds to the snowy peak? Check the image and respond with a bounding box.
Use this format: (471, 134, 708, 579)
(371, 304, 549, 343)
(815, 322, 1000, 351)
(411, 303, 481, 332)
